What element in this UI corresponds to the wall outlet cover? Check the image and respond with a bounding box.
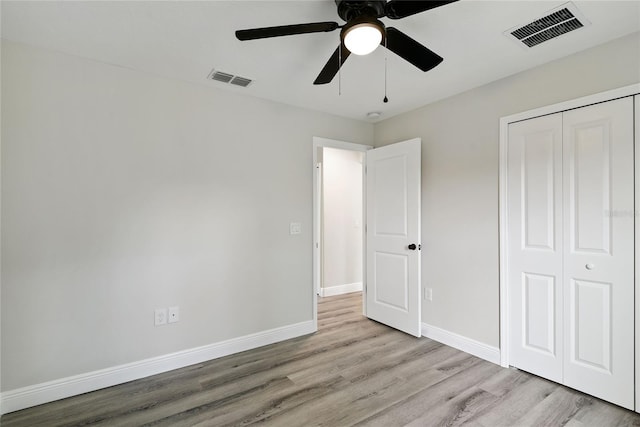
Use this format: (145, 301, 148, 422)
(168, 306, 180, 323)
(154, 308, 168, 326)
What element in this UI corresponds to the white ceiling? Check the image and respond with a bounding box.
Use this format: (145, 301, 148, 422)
(2, 1, 639, 122)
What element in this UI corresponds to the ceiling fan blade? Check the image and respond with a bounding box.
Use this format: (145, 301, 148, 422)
(314, 44, 351, 85)
(385, 0, 458, 19)
(236, 22, 339, 41)
(385, 27, 443, 72)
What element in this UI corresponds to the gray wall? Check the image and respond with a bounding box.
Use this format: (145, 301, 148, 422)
(1, 40, 373, 391)
(374, 32, 640, 347)
(321, 147, 363, 289)
(3, 29, 639, 394)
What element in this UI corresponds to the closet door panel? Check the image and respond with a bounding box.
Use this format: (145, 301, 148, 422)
(563, 97, 634, 410)
(508, 113, 563, 382)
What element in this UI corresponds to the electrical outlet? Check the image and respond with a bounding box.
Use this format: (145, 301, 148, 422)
(168, 306, 180, 323)
(155, 308, 168, 326)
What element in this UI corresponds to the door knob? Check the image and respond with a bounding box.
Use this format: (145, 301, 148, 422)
(408, 244, 421, 250)
(585, 263, 595, 270)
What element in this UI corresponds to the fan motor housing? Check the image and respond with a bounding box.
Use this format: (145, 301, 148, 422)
(336, 0, 386, 21)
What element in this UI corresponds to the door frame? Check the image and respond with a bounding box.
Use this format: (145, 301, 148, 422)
(498, 83, 640, 368)
(312, 137, 372, 330)
(635, 96, 640, 413)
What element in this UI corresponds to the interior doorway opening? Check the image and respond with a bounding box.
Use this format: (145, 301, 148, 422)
(317, 147, 364, 297)
(312, 137, 371, 328)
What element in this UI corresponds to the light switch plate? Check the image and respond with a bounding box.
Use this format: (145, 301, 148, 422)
(290, 222, 301, 235)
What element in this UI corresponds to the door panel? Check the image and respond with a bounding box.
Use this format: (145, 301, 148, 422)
(374, 252, 408, 310)
(567, 119, 612, 254)
(522, 273, 556, 355)
(562, 97, 634, 410)
(523, 133, 557, 251)
(569, 279, 612, 372)
(508, 113, 563, 382)
(372, 155, 408, 236)
(366, 138, 421, 337)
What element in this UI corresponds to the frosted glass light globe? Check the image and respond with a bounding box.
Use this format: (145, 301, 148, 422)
(344, 24, 382, 55)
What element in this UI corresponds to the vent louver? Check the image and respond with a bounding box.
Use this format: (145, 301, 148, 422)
(505, 3, 590, 48)
(230, 76, 252, 87)
(207, 69, 253, 87)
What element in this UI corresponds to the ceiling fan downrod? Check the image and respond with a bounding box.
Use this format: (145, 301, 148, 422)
(336, 0, 386, 22)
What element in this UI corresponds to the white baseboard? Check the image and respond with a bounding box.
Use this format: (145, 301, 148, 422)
(0, 320, 316, 415)
(421, 323, 501, 365)
(319, 282, 362, 297)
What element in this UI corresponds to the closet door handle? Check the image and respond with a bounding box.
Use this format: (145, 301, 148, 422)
(585, 263, 595, 270)
(408, 244, 421, 251)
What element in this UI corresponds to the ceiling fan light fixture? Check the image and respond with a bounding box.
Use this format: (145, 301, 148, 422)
(342, 19, 384, 56)
(236, 0, 457, 85)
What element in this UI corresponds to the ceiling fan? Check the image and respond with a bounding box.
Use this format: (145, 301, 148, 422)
(235, 0, 458, 85)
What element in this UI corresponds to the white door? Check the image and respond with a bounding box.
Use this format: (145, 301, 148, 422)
(562, 97, 634, 410)
(507, 113, 564, 383)
(507, 97, 635, 410)
(365, 138, 421, 337)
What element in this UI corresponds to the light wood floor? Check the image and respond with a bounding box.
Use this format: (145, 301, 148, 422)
(3, 292, 640, 426)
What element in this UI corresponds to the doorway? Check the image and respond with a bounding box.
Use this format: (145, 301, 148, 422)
(312, 137, 371, 327)
(312, 137, 422, 337)
(318, 147, 364, 297)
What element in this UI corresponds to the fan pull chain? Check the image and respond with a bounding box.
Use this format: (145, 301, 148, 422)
(383, 37, 388, 103)
(338, 42, 342, 96)
(383, 57, 388, 103)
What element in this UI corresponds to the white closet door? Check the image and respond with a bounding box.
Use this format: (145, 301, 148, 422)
(508, 113, 563, 382)
(562, 97, 634, 410)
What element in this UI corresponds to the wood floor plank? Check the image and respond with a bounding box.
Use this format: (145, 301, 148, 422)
(477, 366, 530, 398)
(554, 387, 640, 427)
(258, 353, 491, 426)
(3, 292, 640, 427)
(469, 374, 560, 426)
(510, 386, 589, 426)
(403, 386, 499, 427)
(0, 364, 207, 427)
(352, 359, 502, 427)
(144, 375, 348, 426)
(286, 331, 410, 388)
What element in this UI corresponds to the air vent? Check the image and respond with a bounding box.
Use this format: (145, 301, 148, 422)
(505, 2, 590, 48)
(230, 76, 252, 87)
(207, 69, 253, 87)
